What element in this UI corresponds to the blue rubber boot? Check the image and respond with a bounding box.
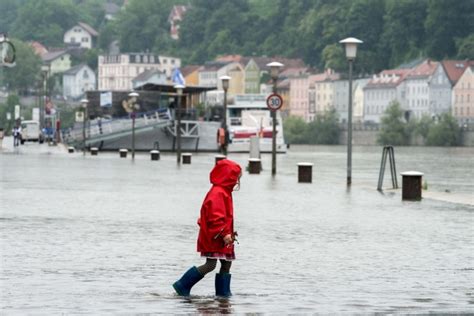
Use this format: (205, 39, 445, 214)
(215, 273, 232, 297)
(173, 266, 204, 296)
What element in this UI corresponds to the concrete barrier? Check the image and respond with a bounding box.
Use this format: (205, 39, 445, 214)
(150, 150, 160, 161)
(298, 162, 313, 183)
(401, 171, 423, 201)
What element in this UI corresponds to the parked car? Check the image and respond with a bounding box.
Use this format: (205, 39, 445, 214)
(20, 120, 44, 144)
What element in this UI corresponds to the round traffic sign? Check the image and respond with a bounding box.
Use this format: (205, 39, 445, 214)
(266, 93, 283, 111)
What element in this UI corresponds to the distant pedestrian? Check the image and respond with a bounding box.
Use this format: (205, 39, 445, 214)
(173, 159, 242, 297)
(0, 128, 4, 149)
(13, 124, 21, 147)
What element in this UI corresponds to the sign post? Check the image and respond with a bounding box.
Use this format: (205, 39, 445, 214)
(266, 93, 283, 112)
(267, 93, 283, 176)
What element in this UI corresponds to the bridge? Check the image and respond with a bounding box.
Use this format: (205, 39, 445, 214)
(63, 108, 202, 150)
(63, 109, 173, 147)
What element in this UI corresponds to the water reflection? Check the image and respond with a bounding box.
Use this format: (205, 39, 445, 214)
(184, 297, 233, 315)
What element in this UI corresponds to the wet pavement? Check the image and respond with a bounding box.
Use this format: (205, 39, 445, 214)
(1, 141, 473, 314)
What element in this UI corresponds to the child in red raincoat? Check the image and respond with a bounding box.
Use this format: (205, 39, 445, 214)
(173, 159, 242, 297)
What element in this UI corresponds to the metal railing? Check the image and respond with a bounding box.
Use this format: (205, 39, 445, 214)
(63, 108, 172, 145)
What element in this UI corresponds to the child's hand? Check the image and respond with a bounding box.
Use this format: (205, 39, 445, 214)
(223, 234, 233, 245)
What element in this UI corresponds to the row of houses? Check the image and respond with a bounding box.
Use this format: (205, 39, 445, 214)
(95, 53, 473, 124)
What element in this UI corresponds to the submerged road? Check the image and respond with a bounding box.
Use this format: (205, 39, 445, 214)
(1, 142, 473, 313)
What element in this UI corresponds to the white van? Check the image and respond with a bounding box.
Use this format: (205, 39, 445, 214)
(20, 120, 44, 143)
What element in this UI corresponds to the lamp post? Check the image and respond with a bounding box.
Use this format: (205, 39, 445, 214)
(267, 61, 284, 176)
(128, 91, 139, 160)
(339, 37, 363, 186)
(40, 65, 49, 131)
(174, 84, 185, 164)
(80, 98, 89, 155)
(220, 75, 231, 155)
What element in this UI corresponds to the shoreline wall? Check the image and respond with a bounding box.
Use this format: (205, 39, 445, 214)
(338, 130, 474, 146)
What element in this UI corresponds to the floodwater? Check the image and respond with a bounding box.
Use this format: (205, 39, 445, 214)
(1, 142, 473, 314)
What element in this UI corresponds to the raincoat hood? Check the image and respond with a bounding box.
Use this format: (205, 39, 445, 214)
(210, 159, 242, 190)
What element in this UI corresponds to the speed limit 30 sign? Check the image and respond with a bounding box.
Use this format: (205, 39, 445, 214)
(266, 93, 283, 111)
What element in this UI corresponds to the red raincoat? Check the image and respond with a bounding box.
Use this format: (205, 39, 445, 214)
(197, 159, 241, 255)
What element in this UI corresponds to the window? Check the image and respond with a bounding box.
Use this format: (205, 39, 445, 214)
(171, 59, 175, 65)
(71, 37, 76, 43)
(82, 37, 88, 42)
(83, 69, 89, 79)
(163, 59, 167, 64)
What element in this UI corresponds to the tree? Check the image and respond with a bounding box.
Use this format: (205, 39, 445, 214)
(2, 39, 41, 94)
(456, 34, 474, 60)
(344, 0, 387, 73)
(0, 0, 27, 35)
(321, 44, 345, 72)
(377, 101, 409, 145)
(381, 0, 428, 68)
(425, 0, 474, 60)
(426, 113, 461, 146)
(0, 94, 20, 134)
(12, 0, 79, 47)
(414, 114, 433, 139)
(283, 115, 308, 144)
(114, 0, 181, 53)
(306, 109, 340, 144)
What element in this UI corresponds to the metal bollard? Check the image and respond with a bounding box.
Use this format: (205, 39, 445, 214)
(150, 150, 160, 161)
(90, 147, 99, 156)
(182, 153, 192, 164)
(401, 171, 424, 201)
(298, 162, 313, 183)
(68, 146, 74, 153)
(215, 155, 226, 165)
(119, 149, 128, 158)
(248, 158, 261, 174)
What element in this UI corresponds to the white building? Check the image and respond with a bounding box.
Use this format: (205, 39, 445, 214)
(63, 64, 96, 100)
(98, 53, 181, 91)
(363, 69, 411, 123)
(198, 62, 228, 88)
(132, 69, 167, 89)
(404, 60, 451, 120)
(157, 55, 181, 78)
(333, 78, 370, 123)
(353, 79, 370, 123)
(63, 22, 98, 49)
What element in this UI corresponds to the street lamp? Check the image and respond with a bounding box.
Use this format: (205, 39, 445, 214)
(339, 37, 363, 186)
(40, 65, 50, 131)
(266, 61, 283, 176)
(174, 84, 185, 164)
(220, 75, 231, 155)
(80, 98, 89, 155)
(128, 91, 139, 160)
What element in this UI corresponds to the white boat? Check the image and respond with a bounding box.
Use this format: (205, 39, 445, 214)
(227, 94, 287, 153)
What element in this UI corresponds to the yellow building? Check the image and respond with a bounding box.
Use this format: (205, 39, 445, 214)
(41, 50, 71, 76)
(182, 65, 200, 86)
(226, 63, 245, 96)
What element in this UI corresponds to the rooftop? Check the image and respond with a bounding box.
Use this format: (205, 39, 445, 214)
(77, 22, 99, 37)
(441, 60, 474, 85)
